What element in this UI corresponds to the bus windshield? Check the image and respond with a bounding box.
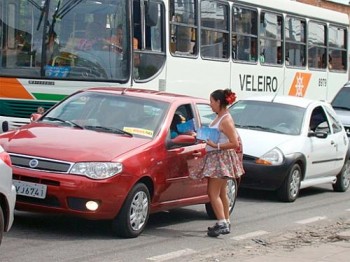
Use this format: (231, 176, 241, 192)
(0, 0, 129, 81)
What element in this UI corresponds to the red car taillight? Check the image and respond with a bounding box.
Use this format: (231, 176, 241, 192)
(0, 151, 12, 167)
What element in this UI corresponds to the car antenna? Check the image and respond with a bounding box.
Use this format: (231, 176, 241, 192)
(271, 74, 286, 103)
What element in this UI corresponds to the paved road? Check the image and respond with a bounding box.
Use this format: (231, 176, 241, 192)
(1, 184, 350, 261)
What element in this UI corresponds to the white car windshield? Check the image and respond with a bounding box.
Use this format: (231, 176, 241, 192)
(229, 100, 304, 135)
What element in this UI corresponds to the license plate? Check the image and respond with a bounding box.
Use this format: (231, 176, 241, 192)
(13, 180, 47, 199)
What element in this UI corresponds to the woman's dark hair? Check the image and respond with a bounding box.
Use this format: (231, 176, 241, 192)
(211, 89, 236, 108)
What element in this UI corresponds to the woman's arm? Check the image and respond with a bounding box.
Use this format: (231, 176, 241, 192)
(219, 116, 239, 150)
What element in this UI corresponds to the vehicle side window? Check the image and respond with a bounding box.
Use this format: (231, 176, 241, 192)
(325, 107, 343, 134)
(133, 0, 166, 81)
(309, 106, 330, 134)
(196, 103, 215, 127)
(169, 104, 196, 139)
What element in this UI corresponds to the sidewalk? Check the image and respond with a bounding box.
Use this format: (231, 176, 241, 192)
(238, 232, 350, 262)
(185, 218, 350, 262)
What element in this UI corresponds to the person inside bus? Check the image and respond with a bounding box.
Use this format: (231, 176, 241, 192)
(277, 46, 282, 64)
(249, 40, 258, 62)
(104, 25, 123, 53)
(76, 22, 106, 51)
(328, 54, 333, 70)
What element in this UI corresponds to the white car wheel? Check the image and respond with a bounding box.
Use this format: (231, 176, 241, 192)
(277, 164, 302, 202)
(0, 206, 4, 245)
(333, 159, 350, 192)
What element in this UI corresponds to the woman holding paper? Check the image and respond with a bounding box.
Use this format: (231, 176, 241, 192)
(202, 89, 244, 237)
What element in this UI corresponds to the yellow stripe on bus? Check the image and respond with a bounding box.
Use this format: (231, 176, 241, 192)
(288, 72, 312, 97)
(0, 78, 33, 99)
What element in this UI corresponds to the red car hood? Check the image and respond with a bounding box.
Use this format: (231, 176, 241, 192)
(0, 124, 150, 162)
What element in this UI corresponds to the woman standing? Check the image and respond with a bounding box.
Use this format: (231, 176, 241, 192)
(203, 89, 244, 237)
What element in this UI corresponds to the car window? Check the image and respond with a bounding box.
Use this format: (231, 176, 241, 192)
(169, 104, 196, 139)
(325, 107, 343, 134)
(43, 91, 169, 138)
(229, 100, 304, 135)
(196, 103, 215, 127)
(332, 85, 350, 110)
(309, 106, 330, 134)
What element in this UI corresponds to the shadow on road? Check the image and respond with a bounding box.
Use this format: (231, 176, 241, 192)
(11, 205, 210, 239)
(237, 185, 334, 202)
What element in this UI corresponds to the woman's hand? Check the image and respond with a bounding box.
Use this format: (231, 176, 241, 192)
(206, 139, 216, 148)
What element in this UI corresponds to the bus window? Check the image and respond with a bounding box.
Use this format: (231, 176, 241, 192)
(285, 16, 306, 67)
(232, 6, 258, 62)
(259, 11, 283, 65)
(133, 0, 165, 81)
(0, 0, 129, 81)
(169, 0, 197, 56)
(308, 21, 327, 70)
(200, 0, 229, 60)
(328, 26, 347, 71)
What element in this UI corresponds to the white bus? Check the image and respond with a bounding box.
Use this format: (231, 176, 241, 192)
(0, 0, 348, 132)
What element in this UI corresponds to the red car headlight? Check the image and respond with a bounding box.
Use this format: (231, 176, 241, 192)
(70, 162, 123, 179)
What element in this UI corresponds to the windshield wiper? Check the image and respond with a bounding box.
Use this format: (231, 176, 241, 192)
(332, 106, 350, 111)
(36, 0, 49, 31)
(84, 126, 133, 137)
(243, 125, 283, 133)
(44, 117, 84, 129)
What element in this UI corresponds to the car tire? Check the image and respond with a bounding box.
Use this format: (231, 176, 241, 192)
(0, 206, 4, 245)
(277, 163, 301, 202)
(205, 178, 238, 219)
(112, 183, 150, 238)
(333, 159, 350, 192)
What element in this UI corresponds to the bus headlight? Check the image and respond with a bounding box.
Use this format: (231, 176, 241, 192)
(70, 162, 123, 179)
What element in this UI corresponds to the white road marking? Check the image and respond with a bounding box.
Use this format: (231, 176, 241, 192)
(231, 230, 269, 241)
(146, 248, 197, 261)
(295, 216, 327, 224)
(346, 209, 350, 212)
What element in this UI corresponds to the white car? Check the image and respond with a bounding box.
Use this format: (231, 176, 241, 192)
(229, 95, 350, 202)
(331, 81, 350, 137)
(0, 145, 16, 245)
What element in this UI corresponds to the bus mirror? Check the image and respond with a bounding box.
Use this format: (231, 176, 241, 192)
(146, 2, 158, 27)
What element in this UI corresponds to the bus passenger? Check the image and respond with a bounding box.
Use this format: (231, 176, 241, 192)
(104, 25, 123, 53)
(77, 22, 105, 50)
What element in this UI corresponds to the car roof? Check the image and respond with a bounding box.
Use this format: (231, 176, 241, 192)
(240, 95, 325, 108)
(80, 87, 209, 103)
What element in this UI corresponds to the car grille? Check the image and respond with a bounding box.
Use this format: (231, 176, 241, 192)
(344, 126, 350, 137)
(16, 195, 60, 207)
(243, 154, 257, 161)
(9, 153, 72, 173)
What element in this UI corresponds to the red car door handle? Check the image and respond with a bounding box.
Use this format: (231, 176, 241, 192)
(192, 152, 202, 157)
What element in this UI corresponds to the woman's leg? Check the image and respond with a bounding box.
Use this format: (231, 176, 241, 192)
(219, 180, 230, 222)
(207, 178, 226, 220)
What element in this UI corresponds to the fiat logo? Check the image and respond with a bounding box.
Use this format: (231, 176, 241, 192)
(29, 159, 39, 168)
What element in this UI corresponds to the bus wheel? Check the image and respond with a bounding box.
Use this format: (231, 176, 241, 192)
(112, 183, 150, 238)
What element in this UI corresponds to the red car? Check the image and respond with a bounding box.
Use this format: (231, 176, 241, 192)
(0, 87, 239, 238)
